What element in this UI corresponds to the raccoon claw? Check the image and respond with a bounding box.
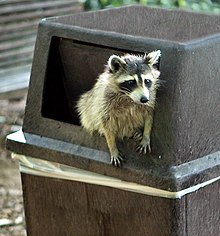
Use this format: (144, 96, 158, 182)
(136, 142, 151, 155)
(110, 154, 124, 167)
(133, 131, 143, 141)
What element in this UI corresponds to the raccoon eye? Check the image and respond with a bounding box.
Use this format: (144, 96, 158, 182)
(144, 79, 152, 87)
(127, 80, 136, 85)
(119, 80, 137, 92)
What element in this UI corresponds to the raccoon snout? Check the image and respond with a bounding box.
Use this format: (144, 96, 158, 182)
(140, 96, 149, 104)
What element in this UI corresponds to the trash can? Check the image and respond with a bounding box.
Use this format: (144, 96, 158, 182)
(6, 5, 220, 236)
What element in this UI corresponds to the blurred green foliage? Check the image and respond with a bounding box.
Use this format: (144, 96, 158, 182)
(83, 0, 220, 13)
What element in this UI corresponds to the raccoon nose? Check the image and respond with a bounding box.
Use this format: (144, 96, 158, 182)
(140, 96, 149, 104)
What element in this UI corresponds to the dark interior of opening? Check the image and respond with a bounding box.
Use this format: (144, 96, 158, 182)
(42, 37, 73, 124)
(42, 37, 141, 125)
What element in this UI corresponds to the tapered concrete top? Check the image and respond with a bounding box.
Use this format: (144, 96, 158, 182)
(6, 5, 220, 192)
(47, 5, 220, 43)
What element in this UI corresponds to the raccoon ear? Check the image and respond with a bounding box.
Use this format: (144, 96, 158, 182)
(145, 50, 161, 69)
(108, 55, 126, 73)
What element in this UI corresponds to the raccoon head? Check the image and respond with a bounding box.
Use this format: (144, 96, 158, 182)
(108, 50, 161, 105)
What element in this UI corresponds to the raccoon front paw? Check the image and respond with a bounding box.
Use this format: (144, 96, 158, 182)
(136, 138, 151, 154)
(110, 153, 124, 167)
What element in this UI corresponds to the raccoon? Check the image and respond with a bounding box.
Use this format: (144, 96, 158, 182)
(76, 50, 161, 166)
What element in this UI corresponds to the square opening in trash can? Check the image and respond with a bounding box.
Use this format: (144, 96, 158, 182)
(41, 36, 142, 126)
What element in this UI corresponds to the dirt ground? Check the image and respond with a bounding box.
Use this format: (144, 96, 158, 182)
(0, 95, 27, 236)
